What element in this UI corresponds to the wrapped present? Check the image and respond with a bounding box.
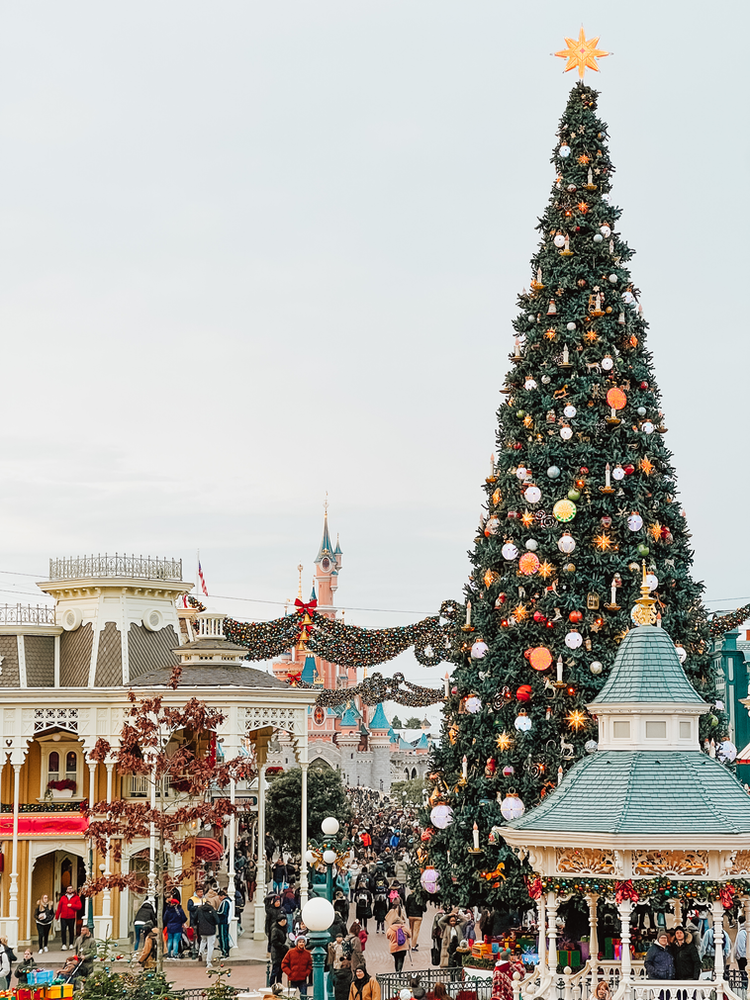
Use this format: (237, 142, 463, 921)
(557, 949, 581, 969)
(580, 942, 590, 962)
(16, 989, 33, 1000)
(45, 987, 74, 999)
(27, 972, 54, 986)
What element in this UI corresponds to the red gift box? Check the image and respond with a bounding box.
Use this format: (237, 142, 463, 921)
(16, 989, 33, 1000)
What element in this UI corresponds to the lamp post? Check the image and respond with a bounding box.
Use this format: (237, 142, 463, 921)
(301, 895, 335, 1000)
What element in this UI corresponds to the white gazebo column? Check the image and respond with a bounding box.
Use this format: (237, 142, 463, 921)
(300, 762, 309, 906)
(673, 898, 682, 927)
(253, 763, 267, 941)
(536, 893, 547, 979)
(711, 899, 725, 981)
(7, 762, 22, 947)
(586, 894, 599, 981)
(546, 892, 559, 977)
(96, 762, 115, 939)
(617, 900, 633, 980)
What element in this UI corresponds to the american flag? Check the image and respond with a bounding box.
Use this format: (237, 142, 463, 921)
(198, 561, 209, 596)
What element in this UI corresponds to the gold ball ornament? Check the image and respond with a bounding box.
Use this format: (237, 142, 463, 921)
(553, 499, 577, 522)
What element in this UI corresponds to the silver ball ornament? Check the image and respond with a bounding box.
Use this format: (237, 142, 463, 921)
(593, 234, 604, 243)
(608, 273, 618, 284)
(590, 661, 603, 675)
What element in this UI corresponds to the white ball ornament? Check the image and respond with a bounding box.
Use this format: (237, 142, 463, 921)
(590, 661, 603, 675)
(430, 804, 454, 829)
(502, 542, 519, 561)
(600, 225, 611, 238)
(560, 426, 573, 441)
(642, 421, 655, 434)
(524, 378, 537, 390)
(524, 485, 542, 504)
(585, 740, 599, 754)
(718, 740, 738, 763)
(566, 321, 576, 331)
(627, 513, 644, 532)
(515, 467, 528, 480)
(525, 539, 539, 551)
(499, 793, 526, 821)
(470, 642, 488, 660)
(514, 713, 532, 732)
(637, 406, 647, 417)
(565, 630, 583, 649)
(420, 868, 440, 894)
(559, 145, 571, 158)
(553, 234, 566, 249)
(622, 291, 636, 305)
(465, 695, 483, 713)
(645, 573, 659, 592)
(608, 273, 618, 284)
(563, 405, 577, 418)
(674, 645, 687, 664)
(558, 532, 576, 554)
(547, 465, 561, 479)
(601, 356, 614, 371)
(400, 990, 413, 1000)
(541, 375, 551, 384)
(593, 233, 604, 243)
(612, 465, 625, 481)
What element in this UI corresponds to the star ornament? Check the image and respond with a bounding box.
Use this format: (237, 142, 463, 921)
(554, 28, 610, 79)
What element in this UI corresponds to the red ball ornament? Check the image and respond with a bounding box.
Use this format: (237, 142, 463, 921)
(600, 515, 612, 528)
(524, 648, 533, 660)
(516, 684, 533, 702)
(498, 593, 507, 603)
(624, 463, 635, 476)
(451, 686, 458, 695)
(507, 511, 519, 520)
(421, 829, 433, 842)
(580, 467, 589, 474)
(513, 442, 523, 451)
(660, 526, 670, 539)
(533, 610, 546, 623)
(640, 381, 649, 389)
(569, 610, 583, 623)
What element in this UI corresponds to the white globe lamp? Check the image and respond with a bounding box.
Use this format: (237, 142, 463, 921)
(304, 850, 316, 866)
(321, 816, 340, 836)
(301, 896, 335, 932)
(322, 849, 337, 866)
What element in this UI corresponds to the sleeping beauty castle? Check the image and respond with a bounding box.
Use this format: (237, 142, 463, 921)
(266, 507, 434, 792)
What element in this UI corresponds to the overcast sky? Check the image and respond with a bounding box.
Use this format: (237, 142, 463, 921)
(0, 2, 748, 718)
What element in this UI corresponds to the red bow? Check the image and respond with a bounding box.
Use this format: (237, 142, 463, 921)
(720, 885, 735, 909)
(615, 880, 639, 904)
(528, 877, 543, 900)
(294, 598, 318, 615)
(287, 671, 302, 686)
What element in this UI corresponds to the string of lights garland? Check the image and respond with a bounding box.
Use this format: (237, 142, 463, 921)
(186, 596, 464, 670)
(709, 604, 750, 638)
(528, 875, 749, 906)
(315, 670, 445, 709)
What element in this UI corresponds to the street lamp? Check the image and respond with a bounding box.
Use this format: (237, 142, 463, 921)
(301, 896, 335, 1000)
(321, 817, 339, 836)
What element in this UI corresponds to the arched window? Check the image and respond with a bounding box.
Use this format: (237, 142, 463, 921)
(48, 752, 60, 778)
(411, 768, 417, 780)
(66, 752, 77, 775)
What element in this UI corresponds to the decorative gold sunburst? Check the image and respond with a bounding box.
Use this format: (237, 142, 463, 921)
(521, 510, 535, 528)
(649, 521, 663, 542)
(640, 457, 655, 476)
(593, 532, 613, 551)
(496, 732, 513, 751)
(512, 602, 529, 622)
(539, 560, 555, 579)
(567, 709, 588, 731)
(554, 28, 610, 79)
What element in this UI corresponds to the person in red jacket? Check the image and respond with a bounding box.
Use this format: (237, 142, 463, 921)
(55, 887, 83, 950)
(281, 935, 313, 997)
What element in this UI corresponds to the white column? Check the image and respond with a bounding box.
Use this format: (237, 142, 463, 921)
(101, 763, 114, 933)
(711, 899, 725, 981)
(148, 766, 157, 902)
(546, 892, 558, 977)
(617, 900, 633, 980)
(7, 763, 22, 947)
(536, 894, 547, 977)
(300, 762, 309, 907)
(587, 894, 599, 982)
(228, 778, 238, 950)
(253, 764, 267, 941)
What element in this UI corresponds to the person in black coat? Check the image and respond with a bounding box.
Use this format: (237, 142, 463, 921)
(355, 887, 373, 932)
(645, 931, 675, 980)
(269, 915, 289, 985)
(669, 927, 701, 980)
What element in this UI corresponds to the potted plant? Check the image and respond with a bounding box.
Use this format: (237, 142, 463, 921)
(47, 778, 77, 798)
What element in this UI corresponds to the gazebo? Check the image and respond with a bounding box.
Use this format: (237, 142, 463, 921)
(502, 582, 750, 1000)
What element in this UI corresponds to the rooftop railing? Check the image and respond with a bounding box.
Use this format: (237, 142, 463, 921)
(48, 554, 183, 582)
(0, 604, 56, 625)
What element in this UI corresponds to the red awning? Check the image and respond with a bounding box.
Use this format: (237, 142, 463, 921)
(0, 815, 88, 838)
(194, 837, 223, 860)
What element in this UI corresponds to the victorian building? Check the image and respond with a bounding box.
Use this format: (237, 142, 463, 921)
(0, 554, 317, 949)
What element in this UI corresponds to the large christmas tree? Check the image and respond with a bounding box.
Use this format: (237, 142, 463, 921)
(423, 80, 723, 910)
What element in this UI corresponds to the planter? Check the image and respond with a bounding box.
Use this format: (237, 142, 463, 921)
(52, 789, 74, 799)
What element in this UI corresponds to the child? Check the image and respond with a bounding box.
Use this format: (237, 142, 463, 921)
(15, 950, 36, 985)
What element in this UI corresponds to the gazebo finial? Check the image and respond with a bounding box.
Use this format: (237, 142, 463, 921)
(631, 560, 657, 626)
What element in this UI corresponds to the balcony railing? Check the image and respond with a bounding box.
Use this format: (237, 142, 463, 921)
(0, 604, 55, 626)
(49, 554, 183, 583)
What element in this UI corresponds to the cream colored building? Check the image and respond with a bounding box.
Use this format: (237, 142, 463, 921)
(0, 554, 317, 948)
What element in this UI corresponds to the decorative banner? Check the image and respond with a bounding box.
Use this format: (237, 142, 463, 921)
(316, 671, 444, 709)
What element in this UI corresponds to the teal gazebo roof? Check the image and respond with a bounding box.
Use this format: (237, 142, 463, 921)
(507, 750, 750, 836)
(590, 625, 705, 706)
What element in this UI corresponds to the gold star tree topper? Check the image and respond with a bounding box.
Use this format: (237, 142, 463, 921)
(554, 28, 610, 79)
